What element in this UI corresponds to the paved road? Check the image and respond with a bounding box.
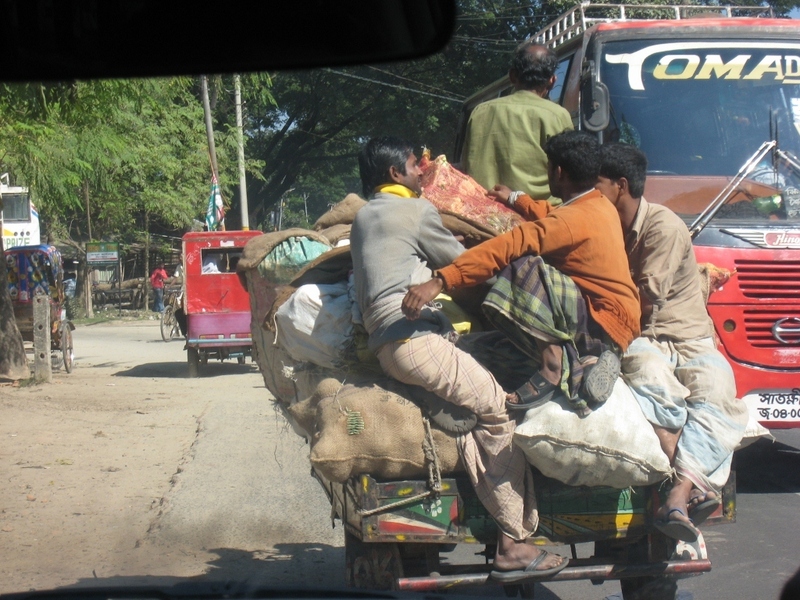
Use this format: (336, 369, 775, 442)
(5, 321, 797, 599)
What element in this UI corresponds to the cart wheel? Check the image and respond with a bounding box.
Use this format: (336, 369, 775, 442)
(619, 532, 677, 600)
(237, 356, 246, 365)
(398, 543, 439, 577)
(620, 576, 677, 600)
(187, 347, 200, 378)
(61, 325, 74, 373)
(344, 532, 402, 590)
(503, 584, 535, 598)
(160, 306, 176, 342)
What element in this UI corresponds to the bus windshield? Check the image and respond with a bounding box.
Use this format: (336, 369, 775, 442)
(1, 193, 31, 221)
(600, 38, 800, 221)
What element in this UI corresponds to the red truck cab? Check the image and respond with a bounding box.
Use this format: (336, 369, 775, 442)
(456, 4, 800, 429)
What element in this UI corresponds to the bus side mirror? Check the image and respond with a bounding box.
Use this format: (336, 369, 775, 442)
(581, 59, 610, 132)
(582, 80, 609, 132)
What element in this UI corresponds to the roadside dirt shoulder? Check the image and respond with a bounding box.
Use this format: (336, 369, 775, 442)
(0, 322, 237, 591)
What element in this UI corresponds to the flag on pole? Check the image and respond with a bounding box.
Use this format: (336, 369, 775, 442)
(205, 174, 225, 231)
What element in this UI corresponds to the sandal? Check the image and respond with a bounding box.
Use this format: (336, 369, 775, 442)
(688, 491, 721, 526)
(580, 350, 620, 405)
(654, 507, 700, 542)
(506, 371, 562, 411)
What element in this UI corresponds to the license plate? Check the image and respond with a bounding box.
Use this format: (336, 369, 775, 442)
(743, 389, 800, 423)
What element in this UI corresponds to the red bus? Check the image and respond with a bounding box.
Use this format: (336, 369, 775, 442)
(456, 3, 800, 428)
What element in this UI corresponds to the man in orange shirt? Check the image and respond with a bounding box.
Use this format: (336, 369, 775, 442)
(403, 131, 640, 415)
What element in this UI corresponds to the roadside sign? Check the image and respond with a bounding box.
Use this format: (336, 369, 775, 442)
(86, 242, 120, 264)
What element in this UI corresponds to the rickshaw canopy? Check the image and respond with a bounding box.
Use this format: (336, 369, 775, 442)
(5, 244, 62, 304)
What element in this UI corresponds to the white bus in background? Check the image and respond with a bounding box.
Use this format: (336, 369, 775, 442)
(1, 173, 40, 250)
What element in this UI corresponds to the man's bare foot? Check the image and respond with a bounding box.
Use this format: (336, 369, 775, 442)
(656, 477, 694, 523)
(654, 477, 699, 541)
(687, 488, 721, 525)
(688, 489, 718, 508)
(493, 534, 567, 573)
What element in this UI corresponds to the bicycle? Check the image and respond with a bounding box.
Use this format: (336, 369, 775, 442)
(160, 287, 183, 342)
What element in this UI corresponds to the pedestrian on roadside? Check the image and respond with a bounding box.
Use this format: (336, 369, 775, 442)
(150, 263, 168, 313)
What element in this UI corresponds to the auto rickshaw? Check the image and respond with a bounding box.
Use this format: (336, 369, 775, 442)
(5, 244, 75, 372)
(182, 230, 261, 377)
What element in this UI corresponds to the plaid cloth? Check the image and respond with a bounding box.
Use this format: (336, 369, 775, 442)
(377, 335, 539, 540)
(482, 255, 610, 411)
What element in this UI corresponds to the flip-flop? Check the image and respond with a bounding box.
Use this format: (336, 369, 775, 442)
(654, 507, 700, 543)
(490, 550, 569, 583)
(688, 495, 721, 526)
(580, 350, 620, 405)
(506, 371, 562, 411)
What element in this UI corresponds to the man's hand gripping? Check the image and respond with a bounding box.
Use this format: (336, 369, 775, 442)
(402, 277, 444, 320)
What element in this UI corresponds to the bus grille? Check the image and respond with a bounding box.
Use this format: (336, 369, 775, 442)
(743, 309, 800, 348)
(734, 260, 800, 299)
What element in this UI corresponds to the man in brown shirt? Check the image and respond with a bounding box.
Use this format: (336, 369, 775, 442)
(403, 131, 640, 415)
(597, 143, 748, 543)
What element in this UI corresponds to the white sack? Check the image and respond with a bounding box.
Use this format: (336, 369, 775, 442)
(275, 281, 353, 369)
(514, 378, 672, 488)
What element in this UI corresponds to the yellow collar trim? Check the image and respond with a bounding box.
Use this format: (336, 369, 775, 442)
(375, 183, 419, 198)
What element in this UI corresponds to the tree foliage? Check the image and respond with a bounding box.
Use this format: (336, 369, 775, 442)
(0, 78, 218, 246)
(3, 0, 797, 239)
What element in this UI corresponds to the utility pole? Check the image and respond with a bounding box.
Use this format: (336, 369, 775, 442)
(200, 75, 219, 179)
(278, 188, 294, 231)
(234, 74, 249, 230)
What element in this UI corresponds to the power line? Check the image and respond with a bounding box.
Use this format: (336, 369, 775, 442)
(323, 69, 465, 103)
(452, 35, 518, 45)
(366, 66, 464, 99)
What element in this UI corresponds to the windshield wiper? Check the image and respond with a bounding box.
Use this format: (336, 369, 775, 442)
(689, 140, 776, 238)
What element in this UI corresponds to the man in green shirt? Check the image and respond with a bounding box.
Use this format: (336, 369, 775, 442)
(461, 41, 573, 202)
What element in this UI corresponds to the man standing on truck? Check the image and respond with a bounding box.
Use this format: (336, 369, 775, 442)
(351, 136, 569, 583)
(404, 131, 640, 416)
(596, 143, 748, 542)
(461, 41, 573, 203)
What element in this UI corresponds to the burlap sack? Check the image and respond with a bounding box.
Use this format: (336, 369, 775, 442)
(319, 223, 352, 247)
(238, 228, 330, 271)
(290, 380, 462, 483)
(439, 213, 495, 248)
(314, 194, 367, 230)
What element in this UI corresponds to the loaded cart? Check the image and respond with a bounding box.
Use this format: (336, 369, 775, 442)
(238, 222, 734, 600)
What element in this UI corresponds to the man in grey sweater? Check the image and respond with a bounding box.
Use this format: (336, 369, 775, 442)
(350, 137, 568, 583)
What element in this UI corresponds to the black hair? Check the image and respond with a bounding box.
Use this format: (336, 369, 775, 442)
(544, 130, 600, 187)
(510, 41, 558, 90)
(599, 143, 648, 198)
(358, 136, 415, 198)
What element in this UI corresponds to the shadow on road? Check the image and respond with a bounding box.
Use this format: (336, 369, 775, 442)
(735, 437, 800, 494)
(112, 362, 258, 379)
(64, 544, 346, 592)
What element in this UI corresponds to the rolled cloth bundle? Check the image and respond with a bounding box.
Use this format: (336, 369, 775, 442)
(419, 150, 524, 235)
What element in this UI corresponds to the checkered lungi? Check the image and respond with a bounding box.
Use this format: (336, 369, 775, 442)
(482, 255, 611, 410)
